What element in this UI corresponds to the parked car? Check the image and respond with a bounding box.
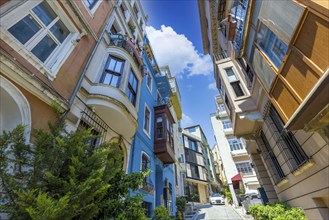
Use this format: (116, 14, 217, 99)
(209, 193, 225, 205)
(240, 193, 262, 213)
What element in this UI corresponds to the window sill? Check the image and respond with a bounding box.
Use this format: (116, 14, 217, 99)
(292, 160, 315, 176)
(276, 178, 288, 188)
(143, 129, 151, 139)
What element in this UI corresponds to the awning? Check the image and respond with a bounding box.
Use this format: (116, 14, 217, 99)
(231, 173, 242, 181)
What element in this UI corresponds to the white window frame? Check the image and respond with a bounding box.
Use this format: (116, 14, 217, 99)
(224, 67, 245, 98)
(218, 103, 226, 113)
(221, 120, 232, 129)
(235, 161, 254, 176)
(146, 71, 152, 93)
(143, 104, 151, 137)
(0, 0, 80, 80)
(227, 138, 244, 151)
(82, 0, 103, 16)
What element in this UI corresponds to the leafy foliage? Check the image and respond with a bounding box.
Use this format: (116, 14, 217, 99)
(176, 196, 187, 220)
(0, 117, 148, 220)
(154, 205, 171, 220)
(249, 202, 307, 220)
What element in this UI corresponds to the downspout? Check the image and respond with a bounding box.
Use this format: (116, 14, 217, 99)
(65, 0, 122, 114)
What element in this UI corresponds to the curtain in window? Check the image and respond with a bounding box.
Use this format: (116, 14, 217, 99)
(258, 0, 304, 45)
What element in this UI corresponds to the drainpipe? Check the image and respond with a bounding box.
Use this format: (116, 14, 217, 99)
(67, 0, 122, 111)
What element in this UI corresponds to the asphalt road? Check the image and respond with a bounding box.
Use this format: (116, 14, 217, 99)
(194, 204, 243, 220)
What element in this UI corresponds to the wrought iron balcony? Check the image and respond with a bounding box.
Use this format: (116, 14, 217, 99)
(109, 34, 146, 75)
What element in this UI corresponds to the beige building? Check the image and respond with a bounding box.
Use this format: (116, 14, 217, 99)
(199, 0, 329, 219)
(211, 144, 227, 185)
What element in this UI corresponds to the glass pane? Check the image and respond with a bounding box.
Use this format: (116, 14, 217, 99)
(114, 60, 123, 73)
(107, 59, 116, 71)
(32, 1, 57, 26)
(31, 35, 57, 62)
(8, 15, 41, 44)
(50, 20, 69, 43)
(110, 75, 119, 87)
(102, 73, 112, 84)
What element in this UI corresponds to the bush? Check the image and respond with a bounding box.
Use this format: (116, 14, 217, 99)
(154, 205, 171, 220)
(249, 202, 306, 220)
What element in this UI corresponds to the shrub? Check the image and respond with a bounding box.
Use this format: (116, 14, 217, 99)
(154, 205, 170, 220)
(249, 202, 307, 220)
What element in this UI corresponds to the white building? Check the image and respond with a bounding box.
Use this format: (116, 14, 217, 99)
(210, 95, 260, 206)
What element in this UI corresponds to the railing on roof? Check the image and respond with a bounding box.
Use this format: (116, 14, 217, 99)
(109, 34, 146, 75)
(232, 0, 249, 54)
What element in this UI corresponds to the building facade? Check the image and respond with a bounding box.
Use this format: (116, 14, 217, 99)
(183, 125, 214, 204)
(211, 144, 227, 185)
(210, 95, 260, 206)
(199, 0, 329, 218)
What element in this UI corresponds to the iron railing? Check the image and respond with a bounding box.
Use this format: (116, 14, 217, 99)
(109, 34, 145, 75)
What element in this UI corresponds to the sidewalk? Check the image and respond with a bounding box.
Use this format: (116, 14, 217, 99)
(232, 206, 254, 220)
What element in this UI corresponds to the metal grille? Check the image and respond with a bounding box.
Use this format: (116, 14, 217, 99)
(256, 130, 285, 184)
(266, 105, 309, 172)
(78, 108, 109, 147)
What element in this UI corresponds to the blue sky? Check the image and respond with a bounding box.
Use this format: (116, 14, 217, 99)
(141, 0, 219, 148)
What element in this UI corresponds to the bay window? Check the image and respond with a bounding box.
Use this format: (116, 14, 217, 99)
(126, 70, 138, 106)
(100, 55, 124, 87)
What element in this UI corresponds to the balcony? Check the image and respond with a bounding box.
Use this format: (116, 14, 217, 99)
(82, 80, 138, 140)
(141, 181, 154, 193)
(154, 104, 175, 164)
(109, 34, 146, 75)
(169, 77, 182, 120)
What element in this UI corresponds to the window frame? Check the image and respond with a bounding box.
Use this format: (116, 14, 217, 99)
(83, 0, 103, 15)
(100, 55, 125, 88)
(143, 104, 151, 137)
(126, 69, 139, 106)
(235, 161, 254, 176)
(221, 120, 232, 130)
(228, 138, 244, 151)
(146, 71, 152, 93)
(224, 67, 245, 98)
(1, 0, 79, 80)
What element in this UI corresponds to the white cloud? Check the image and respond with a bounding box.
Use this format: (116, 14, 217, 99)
(145, 25, 213, 77)
(182, 113, 194, 128)
(208, 82, 217, 90)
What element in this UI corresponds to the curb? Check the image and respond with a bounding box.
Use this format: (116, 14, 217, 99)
(232, 207, 246, 220)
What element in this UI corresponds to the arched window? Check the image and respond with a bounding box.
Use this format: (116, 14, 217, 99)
(0, 76, 31, 141)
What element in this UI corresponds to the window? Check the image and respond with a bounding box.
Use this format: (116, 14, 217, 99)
(235, 162, 253, 175)
(146, 72, 152, 91)
(218, 104, 226, 113)
(78, 108, 109, 152)
(141, 153, 150, 177)
(256, 23, 288, 69)
(228, 138, 244, 151)
(6, 1, 73, 74)
(256, 130, 285, 183)
(224, 67, 245, 97)
(133, 3, 139, 15)
(156, 92, 162, 105)
(100, 55, 124, 87)
(188, 127, 196, 133)
(175, 164, 178, 186)
(190, 164, 200, 179)
(142, 201, 152, 218)
(156, 117, 163, 139)
(188, 138, 197, 151)
(222, 120, 232, 129)
(167, 119, 174, 149)
(143, 106, 150, 134)
(267, 105, 309, 171)
(126, 70, 138, 106)
(85, 0, 99, 9)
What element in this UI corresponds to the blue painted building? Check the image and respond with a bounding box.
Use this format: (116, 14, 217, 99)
(128, 36, 176, 217)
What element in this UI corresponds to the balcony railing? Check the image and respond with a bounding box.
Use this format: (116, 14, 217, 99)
(141, 181, 154, 193)
(109, 34, 146, 75)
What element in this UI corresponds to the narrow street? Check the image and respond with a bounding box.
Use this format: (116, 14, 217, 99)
(194, 204, 243, 220)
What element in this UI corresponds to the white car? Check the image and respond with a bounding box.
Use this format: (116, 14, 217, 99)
(209, 193, 225, 205)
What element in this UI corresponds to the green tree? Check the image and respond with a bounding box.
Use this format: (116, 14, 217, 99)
(176, 196, 187, 220)
(154, 205, 170, 220)
(0, 114, 148, 220)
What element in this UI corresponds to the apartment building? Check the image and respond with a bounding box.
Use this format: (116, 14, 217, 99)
(65, 0, 147, 173)
(199, 0, 329, 218)
(0, 0, 116, 139)
(212, 144, 227, 185)
(160, 66, 186, 198)
(183, 125, 213, 203)
(210, 95, 260, 206)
